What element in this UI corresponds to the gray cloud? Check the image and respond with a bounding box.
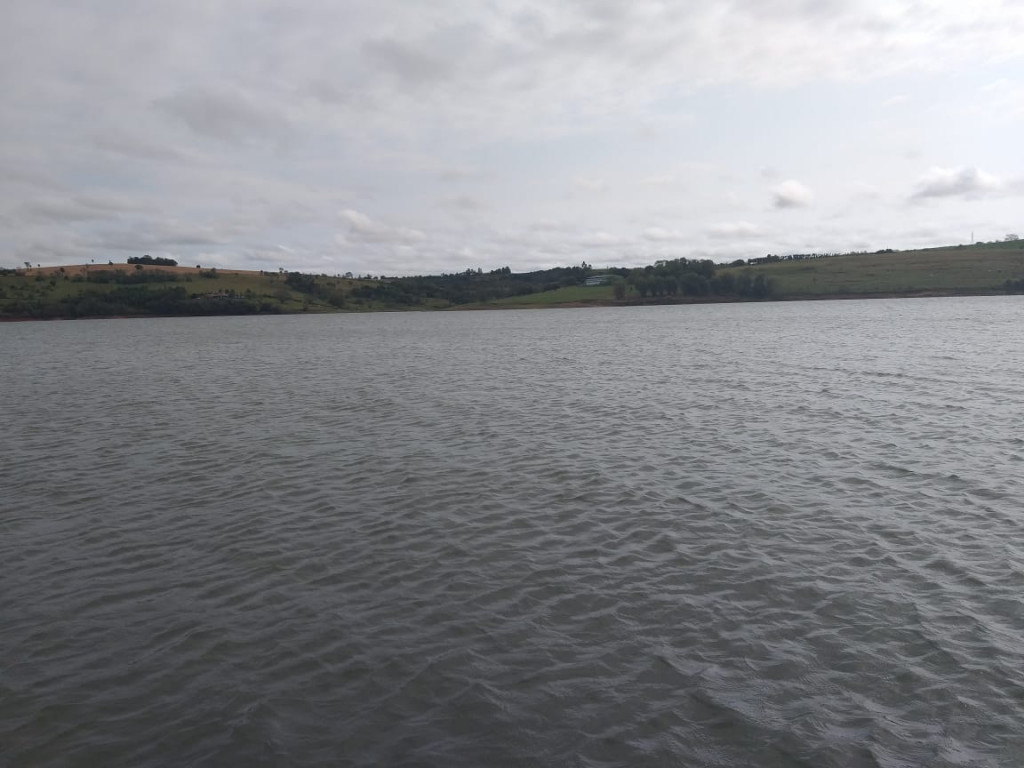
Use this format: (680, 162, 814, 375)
(3, 1, 1024, 275)
(910, 166, 1004, 201)
(362, 38, 456, 87)
(85, 223, 229, 251)
(708, 221, 762, 238)
(156, 87, 291, 145)
(440, 195, 485, 212)
(19, 195, 152, 223)
(92, 133, 191, 163)
(643, 227, 688, 242)
(438, 165, 491, 182)
(577, 231, 624, 247)
(772, 180, 814, 209)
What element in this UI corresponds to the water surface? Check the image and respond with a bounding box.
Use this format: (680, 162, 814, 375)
(3, 297, 1023, 766)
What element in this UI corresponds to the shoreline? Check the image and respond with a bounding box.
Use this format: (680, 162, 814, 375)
(2, 287, 1013, 322)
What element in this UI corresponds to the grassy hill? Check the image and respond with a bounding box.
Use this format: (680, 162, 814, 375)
(718, 240, 1024, 299)
(0, 264, 370, 318)
(3, 240, 1023, 319)
(467, 240, 1024, 308)
(475, 284, 616, 307)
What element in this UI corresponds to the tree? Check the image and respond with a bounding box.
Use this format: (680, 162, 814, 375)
(1006, 234, 1020, 242)
(128, 255, 177, 267)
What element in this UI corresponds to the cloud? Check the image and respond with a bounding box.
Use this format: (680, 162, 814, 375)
(362, 37, 456, 87)
(978, 78, 1024, 117)
(4, 1, 1024, 275)
(643, 227, 688, 242)
(883, 94, 909, 107)
(578, 231, 623, 247)
(84, 221, 230, 251)
(530, 219, 572, 232)
(155, 87, 291, 145)
(573, 176, 608, 193)
(707, 221, 761, 239)
(438, 165, 489, 182)
(91, 133, 191, 163)
(439, 195, 484, 212)
(339, 208, 426, 244)
(910, 166, 1003, 200)
(19, 195, 153, 223)
(772, 180, 814, 209)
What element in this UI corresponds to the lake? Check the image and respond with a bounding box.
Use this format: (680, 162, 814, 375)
(2, 297, 1023, 767)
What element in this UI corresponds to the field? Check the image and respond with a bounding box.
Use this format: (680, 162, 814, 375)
(720, 241, 1024, 298)
(477, 284, 615, 307)
(0, 264, 357, 316)
(4, 240, 1024, 319)
(465, 241, 1024, 309)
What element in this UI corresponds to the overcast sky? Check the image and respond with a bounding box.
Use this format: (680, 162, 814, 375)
(2, 1, 1023, 275)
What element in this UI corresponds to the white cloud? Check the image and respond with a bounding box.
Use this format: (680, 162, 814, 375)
(578, 231, 623, 247)
(573, 177, 608, 193)
(708, 221, 761, 239)
(339, 209, 426, 244)
(883, 94, 909, 107)
(531, 218, 570, 232)
(772, 180, 814, 209)
(643, 227, 688, 242)
(3, 1, 1024, 274)
(978, 78, 1024, 118)
(437, 165, 490, 182)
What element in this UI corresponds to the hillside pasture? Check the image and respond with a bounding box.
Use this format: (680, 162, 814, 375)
(721, 244, 1024, 297)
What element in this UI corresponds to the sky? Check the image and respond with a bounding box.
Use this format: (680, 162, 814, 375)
(2, 1, 1023, 276)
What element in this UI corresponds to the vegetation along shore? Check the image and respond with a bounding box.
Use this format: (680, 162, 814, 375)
(2, 239, 1023, 320)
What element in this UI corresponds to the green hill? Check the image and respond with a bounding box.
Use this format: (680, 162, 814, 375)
(0, 264, 362, 319)
(719, 240, 1024, 299)
(3, 240, 1023, 319)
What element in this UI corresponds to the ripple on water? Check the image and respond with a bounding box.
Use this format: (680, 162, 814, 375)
(3, 299, 1024, 766)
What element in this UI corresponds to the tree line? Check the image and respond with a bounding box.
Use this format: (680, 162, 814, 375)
(623, 258, 772, 299)
(19, 286, 277, 319)
(279, 258, 773, 307)
(127, 255, 178, 266)
(342, 264, 596, 306)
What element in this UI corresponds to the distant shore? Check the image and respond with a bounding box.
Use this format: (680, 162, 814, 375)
(3, 241, 1022, 320)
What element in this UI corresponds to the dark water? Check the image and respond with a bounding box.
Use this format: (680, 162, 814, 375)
(3, 298, 1024, 767)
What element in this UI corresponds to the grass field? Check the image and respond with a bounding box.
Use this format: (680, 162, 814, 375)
(471, 242, 1024, 308)
(720, 241, 1024, 297)
(4, 241, 1024, 318)
(478, 284, 616, 307)
(0, 264, 344, 315)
